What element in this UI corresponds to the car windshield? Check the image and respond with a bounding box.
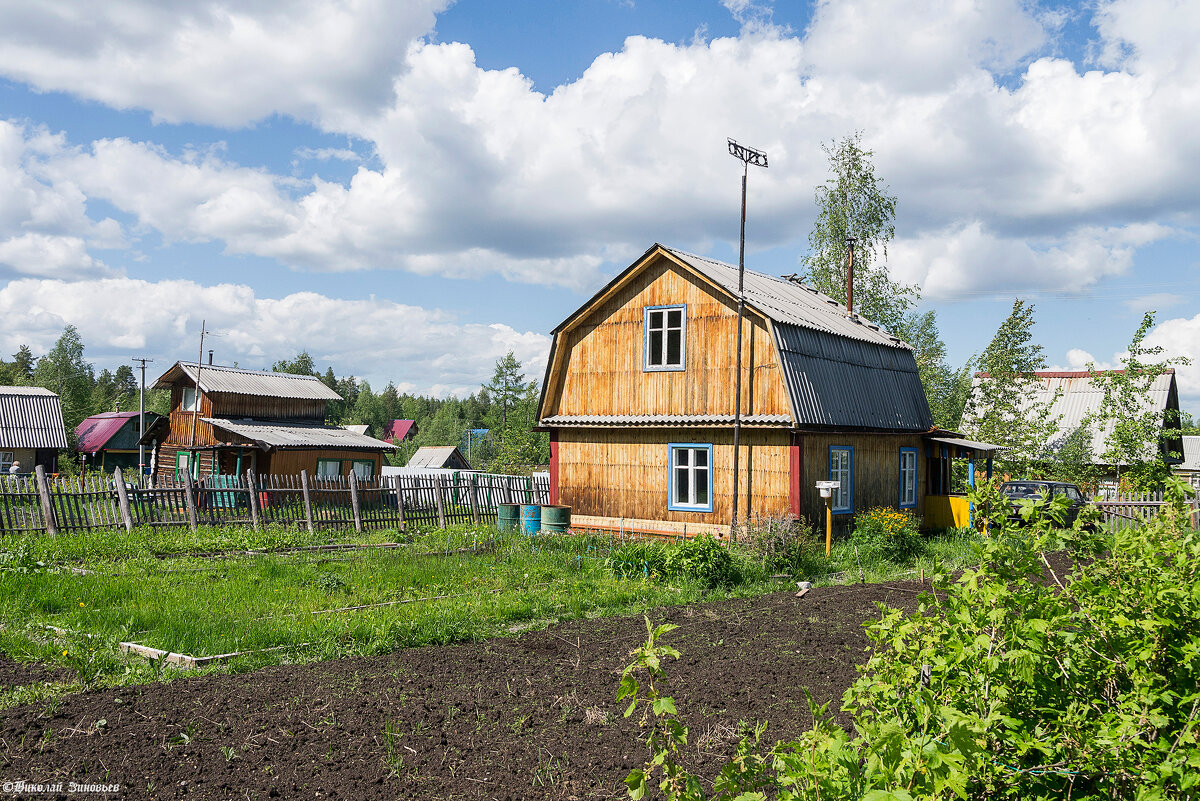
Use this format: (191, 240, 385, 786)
(1060, 486, 1083, 502)
(1002, 483, 1044, 499)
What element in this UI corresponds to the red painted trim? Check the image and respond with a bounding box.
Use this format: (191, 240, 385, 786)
(789, 432, 803, 519)
(974, 369, 1174, 379)
(549, 430, 560, 505)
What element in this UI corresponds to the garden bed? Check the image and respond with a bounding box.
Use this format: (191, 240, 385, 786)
(0, 581, 922, 800)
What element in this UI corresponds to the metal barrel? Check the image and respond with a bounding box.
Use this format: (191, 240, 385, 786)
(521, 504, 542, 535)
(497, 503, 522, 531)
(540, 504, 571, 533)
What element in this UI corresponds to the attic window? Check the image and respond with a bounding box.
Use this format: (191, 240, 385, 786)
(181, 387, 201, 413)
(644, 305, 685, 372)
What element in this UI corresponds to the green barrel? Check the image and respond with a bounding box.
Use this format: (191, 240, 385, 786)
(521, 504, 542, 535)
(497, 503, 521, 532)
(540, 505, 571, 533)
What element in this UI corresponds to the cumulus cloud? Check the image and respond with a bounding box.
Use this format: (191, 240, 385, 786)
(0, 0, 449, 128)
(1144, 312, 1200, 408)
(0, 277, 550, 397)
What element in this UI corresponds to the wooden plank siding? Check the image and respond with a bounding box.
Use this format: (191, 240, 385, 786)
(166, 385, 327, 447)
(556, 427, 792, 534)
(267, 450, 383, 477)
(798, 431, 926, 529)
(543, 260, 791, 418)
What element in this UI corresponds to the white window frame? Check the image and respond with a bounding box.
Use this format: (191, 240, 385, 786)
(899, 448, 917, 509)
(181, 386, 201, 413)
(644, 305, 686, 372)
(316, 458, 342, 477)
(668, 443, 712, 512)
(829, 446, 852, 513)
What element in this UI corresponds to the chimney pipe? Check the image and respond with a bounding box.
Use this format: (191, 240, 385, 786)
(845, 237, 856, 314)
(208, 349, 213, 365)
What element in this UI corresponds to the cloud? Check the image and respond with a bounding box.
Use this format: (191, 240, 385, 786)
(0, 0, 450, 127)
(0, 277, 550, 397)
(1144, 312, 1200, 408)
(1124, 293, 1187, 313)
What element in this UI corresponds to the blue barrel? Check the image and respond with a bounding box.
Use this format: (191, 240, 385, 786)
(521, 504, 542, 535)
(497, 503, 521, 532)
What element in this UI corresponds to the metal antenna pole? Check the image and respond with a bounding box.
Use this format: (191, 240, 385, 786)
(845, 237, 856, 314)
(132, 357, 152, 476)
(726, 139, 768, 543)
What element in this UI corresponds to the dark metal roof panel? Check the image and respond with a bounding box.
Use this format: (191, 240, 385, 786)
(774, 324, 932, 431)
(0, 387, 69, 449)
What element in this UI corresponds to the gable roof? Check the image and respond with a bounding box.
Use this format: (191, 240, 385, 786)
(0, 386, 69, 450)
(76, 412, 140, 453)
(386, 419, 417, 441)
(964, 370, 1181, 463)
(1179, 436, 1200, 472)
(153, 362, 342, 401)
(541, 244, 932, 432)
(406, 445, 472, 469)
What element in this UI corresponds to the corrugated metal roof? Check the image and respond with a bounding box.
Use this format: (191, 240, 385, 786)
(76, 412, 138, 453)
(0, 387, 68, 449)
(540, 414, 793, 427)
(153, 362, 342, 401)
(342, 424, 369, 435)
(774, 323, 933, 430)
(926, 436, 1006, 453)
(202, 418, 397, 450)
(963, 371, 1180, 461)
(386, 419, 416, 440)
(664, 247, 909, 350)
(406, 446, 471, 469)
(1180, 436, 1200, 471)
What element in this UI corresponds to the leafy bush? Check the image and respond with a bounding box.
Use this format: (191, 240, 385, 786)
(622, 477, 1200, 799)
(849, 506, 921, 562)
(743, 515, 823, 575)
(311, 571, 349, 595)
(664, 535, 739, 589)
(0, 540, 55, 574)
(606, 540, 670, 580)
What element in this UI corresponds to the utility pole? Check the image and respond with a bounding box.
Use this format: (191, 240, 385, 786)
(845, 236, 856, 314)
(132, 357, 153, 476)
(188, 321, 208, 479)
(726, 138, 768, 543)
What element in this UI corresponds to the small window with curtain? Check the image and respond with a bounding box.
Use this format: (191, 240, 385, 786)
(316, 459, 342, 477)
(351, 460, 374, 479)
(899, 448, 918, 509)
(644, 305, 686, 371)
(829, 446, 852, 513)
(668, 443, 712, 512)
(181, 386, 201, 413)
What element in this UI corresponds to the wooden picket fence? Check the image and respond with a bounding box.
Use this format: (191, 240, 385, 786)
(1092, 489, 1200, 532)
(0, 466, 550, 536)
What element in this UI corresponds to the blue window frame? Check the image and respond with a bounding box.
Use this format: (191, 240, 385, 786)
(899, 448, 918, 509)
(644, 305, 686, 371)
(668, 443, 712, 512)
(829, 446, 852, 513)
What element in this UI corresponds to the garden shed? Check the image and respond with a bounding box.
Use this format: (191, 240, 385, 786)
(0, 386, 68, 473)
(76, 411, 163, 473)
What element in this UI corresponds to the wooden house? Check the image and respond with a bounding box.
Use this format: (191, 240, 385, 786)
(144, 362, 396, 481)
(536, 243, 992, 537)
(0, 386, 69, 473)
(76, 411, 164, 473)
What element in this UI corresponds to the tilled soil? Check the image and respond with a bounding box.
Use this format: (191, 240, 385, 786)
(0, 581, 924, 800)
(0, 657, 73, 693)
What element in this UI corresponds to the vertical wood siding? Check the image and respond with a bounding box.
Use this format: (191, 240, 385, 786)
(799, 432, 927, 523)
(544, 260, 791, 418)
(556, 427, 792, 526)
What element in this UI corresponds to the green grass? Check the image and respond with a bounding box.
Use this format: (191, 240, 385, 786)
(0, 522, 986, 689)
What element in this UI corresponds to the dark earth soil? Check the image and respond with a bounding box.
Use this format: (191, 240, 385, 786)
(0, 581, 928, 800)
(0, 657, 73, 693)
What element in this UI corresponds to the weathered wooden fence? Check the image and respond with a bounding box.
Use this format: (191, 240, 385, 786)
(0, 466, 550, 536)
(1092, 489, 1200, 532)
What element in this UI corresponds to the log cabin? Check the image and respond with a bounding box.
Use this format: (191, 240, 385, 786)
(537, 243, 999, 537)
(144, 362, 396, 481)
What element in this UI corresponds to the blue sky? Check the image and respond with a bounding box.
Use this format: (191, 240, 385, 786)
(0, 0, 1197, 412)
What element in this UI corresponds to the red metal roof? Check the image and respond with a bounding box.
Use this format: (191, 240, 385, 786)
(75, 412, 138, 453)
(386, 419, 416, 441)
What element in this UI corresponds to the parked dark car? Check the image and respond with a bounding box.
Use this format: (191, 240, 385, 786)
(1000, 480, 1088, 527)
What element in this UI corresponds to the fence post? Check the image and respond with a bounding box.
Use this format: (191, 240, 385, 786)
(34, 465, 57, 536)
(299, 470, 315, 534)
(181, 471, 199, 533)
(112, 467, 134, 532)
(434, 475, 447, 529)
(246, 469, 260, 531)
(391, 475, 405, 530)
(348, 470, 363, 533)
(469, 473, 480, 524)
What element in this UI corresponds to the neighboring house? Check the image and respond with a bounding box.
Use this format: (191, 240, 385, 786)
(965, 370, 1183, 474)
(142, 362, 397, 481)
(1175, 436, 1200, 490)
(342, 424, 370, 436)
(385, 420, 419, 442)
(0, 386, 69, 473)
(536, 243, 986, 537)
(76, 411, 164, 473)
(406, 446, 474, 470)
